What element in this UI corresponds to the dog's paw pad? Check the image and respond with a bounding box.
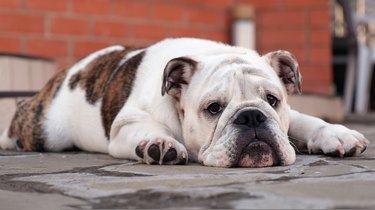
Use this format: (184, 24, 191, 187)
(360, 145, 367, 153)
(162, 148, 177, 162)
(135, 141, 147, 159)
(148, 144, 161, 161)
(135, 137, 188, 165)
(135, 145, 144, 158)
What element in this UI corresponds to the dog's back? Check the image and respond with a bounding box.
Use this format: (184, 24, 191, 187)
(0, 45, 133, 153)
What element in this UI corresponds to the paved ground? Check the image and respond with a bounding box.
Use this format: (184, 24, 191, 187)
(1, 122, 375, 209)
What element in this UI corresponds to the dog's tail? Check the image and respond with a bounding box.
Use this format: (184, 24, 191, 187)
(0, 128, 16, 150)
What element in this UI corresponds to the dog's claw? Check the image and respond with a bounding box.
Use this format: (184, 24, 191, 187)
(361, 145, 367, 153)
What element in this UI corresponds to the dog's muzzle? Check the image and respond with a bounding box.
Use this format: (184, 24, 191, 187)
(233, 109, 279, 167)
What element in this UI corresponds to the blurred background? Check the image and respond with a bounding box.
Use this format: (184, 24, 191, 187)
(0, 0, 374, 131)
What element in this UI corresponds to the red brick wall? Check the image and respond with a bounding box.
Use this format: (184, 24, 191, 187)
(0, 0, 332, 95)
(242, 0, 333, 95)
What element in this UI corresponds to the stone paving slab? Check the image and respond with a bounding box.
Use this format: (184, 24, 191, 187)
(0, 190, 87, 210)
(0, 123, 375, 209)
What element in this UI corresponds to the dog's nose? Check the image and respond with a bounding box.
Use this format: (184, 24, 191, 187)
(234, 109, 266, 127)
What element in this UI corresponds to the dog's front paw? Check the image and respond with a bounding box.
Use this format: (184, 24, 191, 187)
(135, 137, 188, 165)
(308, 124, 369, 157)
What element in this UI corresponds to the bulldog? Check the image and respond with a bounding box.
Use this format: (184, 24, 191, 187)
(0, 38, 369, 167)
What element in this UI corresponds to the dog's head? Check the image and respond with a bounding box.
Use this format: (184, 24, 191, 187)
(162, 50, 301, 167)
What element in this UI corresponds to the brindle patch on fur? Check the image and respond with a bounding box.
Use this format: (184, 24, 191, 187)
(101, 51, 145, 138)
(69, 73, 81, 90)
(69, 49, 133, 104)
(9, 47, 144, 150)
(8, 70, 67, 152)
(68, 48, 145, 138)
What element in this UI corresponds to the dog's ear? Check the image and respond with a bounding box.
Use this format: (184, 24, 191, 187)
(161, 57, 197, 99)
(263, 50, 302, 94)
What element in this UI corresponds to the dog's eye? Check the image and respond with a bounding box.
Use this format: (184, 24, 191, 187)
(206, 103, 223, 115)
(267, 94, 279, 108)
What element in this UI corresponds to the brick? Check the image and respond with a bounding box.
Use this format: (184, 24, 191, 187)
(0, 0, 22, 9)
(205, 29, 230, 43)
(120, 39, 152, 48)
(283, 0, 329, 9)
(73, 41, 110, 59)
(0, 36, 21, 53)
(302, 82, 333, 95)
(189, 9, 226, 26)
(173, 0, 202, 6)
(258, 10, 306, 28)
(258, 29, 305, 48)
(113, 0, 151, 20)
(26, 38, 68, 58)
(152, 4, 186, 22)
(310, 28, 331, 46)
(203, 0, 232, 9)
(26, 0, 67, 12)
(308, 46, 331, 65)
(51, 17, 90, 36)
(94, 20, 129, 38)
(289, 48, 306, 64)
(309, 9, 330, 28)
(300, 65, 332, 83)
(72, 0, 110, 16)
(0, 13, 44, 33)
(236, 0, 282, 10)
(169, 26, 205, 39)
(131, 23, 168, 40)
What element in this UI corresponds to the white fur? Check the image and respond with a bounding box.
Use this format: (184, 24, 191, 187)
(288, 110, 369, 157)
(109, 38, 260, 161)
(44, 45, 125, 152)
(111, 38, 256, 139)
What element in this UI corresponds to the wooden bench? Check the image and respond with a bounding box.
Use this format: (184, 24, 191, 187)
(0, 54, 56, 132)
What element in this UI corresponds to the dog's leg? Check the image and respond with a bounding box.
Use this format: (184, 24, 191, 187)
(108, 117, 188, 165)
(288, 109, 369, 157)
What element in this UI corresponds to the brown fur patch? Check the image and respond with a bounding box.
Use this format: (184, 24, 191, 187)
(69, 49, 133, 104)
(68, 48, 145, 138)
(101, 51, 145, 138)
(69, 72, 81, 89)
(9, 47, 145, 151)
(8, 70, 67, 152)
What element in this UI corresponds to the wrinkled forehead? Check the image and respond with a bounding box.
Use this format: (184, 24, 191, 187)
(186, 54, 284, 102)
(195, 54, 281, 87)
(214, 55, 271, 73)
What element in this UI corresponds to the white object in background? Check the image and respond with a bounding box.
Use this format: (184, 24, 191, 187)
(232, 5, 255, 49)
(233, 20, 255, 49)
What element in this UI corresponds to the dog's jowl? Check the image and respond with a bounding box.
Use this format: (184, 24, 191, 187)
(0, 38, 369, 167)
